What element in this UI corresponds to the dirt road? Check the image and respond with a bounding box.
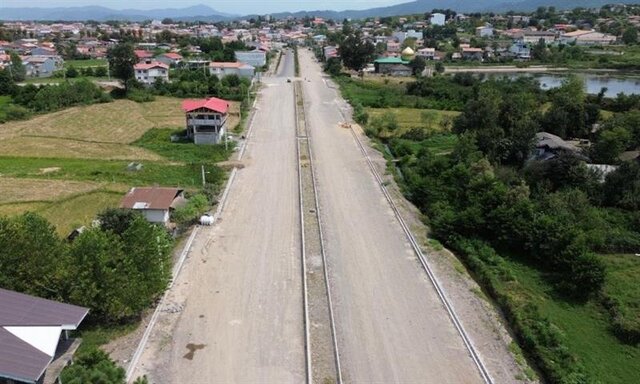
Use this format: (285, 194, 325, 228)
(130, 51, 305, 383)
(300, 49, 484, 383)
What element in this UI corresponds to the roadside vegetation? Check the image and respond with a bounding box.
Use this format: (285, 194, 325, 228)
(331, 65, 640, 383)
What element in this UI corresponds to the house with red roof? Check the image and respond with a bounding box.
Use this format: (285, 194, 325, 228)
(182, 97, 230, 145)
(134, 49, 153, 63)
(156, 52, 183, 67)
(209, 61, 255, 79)
(134, 61, 169, 86)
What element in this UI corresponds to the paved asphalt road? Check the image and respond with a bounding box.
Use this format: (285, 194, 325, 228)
(300, 49, 484, 383)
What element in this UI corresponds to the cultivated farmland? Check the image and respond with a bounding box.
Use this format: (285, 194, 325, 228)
(0, 96, 235, 234)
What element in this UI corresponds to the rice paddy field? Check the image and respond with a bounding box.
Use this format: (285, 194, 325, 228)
(0, 96, 235, 234)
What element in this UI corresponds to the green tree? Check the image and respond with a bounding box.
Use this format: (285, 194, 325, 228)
(542, 76, 587, 138)
(591, 126, 632, 164)
(9, 52, 26, 81)
(622, 27, 638, 45)
(94, 66, 108, 77)
(409, 56, 426, 76)
(66, 65, 79, 78)
(324, 57, 342, 76)
(0, 68, 17, 95)
(60, 348, 126, 384)
(98, 208, 140, 236)
(339, 32, 375, 71)
(434, 61, 445, 74)
(0, 213, 67, 298)
(107, 43, 136, 91)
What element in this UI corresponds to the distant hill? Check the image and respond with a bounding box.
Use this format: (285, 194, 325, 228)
(0, 4, 235, 22)
(0, 0, 617, 22)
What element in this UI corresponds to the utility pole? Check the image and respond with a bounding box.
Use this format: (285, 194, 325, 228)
(201, 164, 206, 187)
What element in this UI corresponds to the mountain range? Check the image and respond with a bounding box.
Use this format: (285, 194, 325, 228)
(0, 1, 617, 22)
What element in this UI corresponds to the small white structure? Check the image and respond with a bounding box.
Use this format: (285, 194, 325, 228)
(134, 61, 169, 85)
(120, 187, 186, 225)
(430, 13, 446, 26)
(476, 25, 494, 38)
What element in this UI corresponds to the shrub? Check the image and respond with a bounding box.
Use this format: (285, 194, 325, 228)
(127, 89, 156, 103)
(172, 193, 210, 225)
(4, 104, 31, 121)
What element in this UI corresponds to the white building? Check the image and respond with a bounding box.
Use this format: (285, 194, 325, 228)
(209, 62, 255, 78)
(120, 187, 186, 225)
(416, 47, 436, 60)
(476, 25, 494, 38)
(134, 61, 169, 85)
(234, 49, 267, 67)
(430, 13, 446, 26)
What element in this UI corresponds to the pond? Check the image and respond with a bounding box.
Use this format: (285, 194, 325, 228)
(495, 73, 640, 97)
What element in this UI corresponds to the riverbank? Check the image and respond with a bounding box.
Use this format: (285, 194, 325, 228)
(444, 65, 569, 74)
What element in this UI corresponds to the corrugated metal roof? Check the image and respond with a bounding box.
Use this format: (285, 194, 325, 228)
(182, 97, 229, 114)
(0, 288, 88, 327)
(0, 327, 51, 383)
(120, 187, 183, 210)
(0, 289, 89, 383)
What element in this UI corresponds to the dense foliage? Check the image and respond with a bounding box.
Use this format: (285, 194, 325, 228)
(337, 71, 640, 382)
(60, 347, 148, 384)
(0, 210, 173, 323)
(152, 68, 250, 101)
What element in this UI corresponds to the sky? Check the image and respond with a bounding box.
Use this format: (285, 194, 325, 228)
(1, 0, 408, 15)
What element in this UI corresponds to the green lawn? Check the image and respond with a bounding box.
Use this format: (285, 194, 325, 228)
(63, 59, 108, 68)
(23, 76, 111, 84)
(0, 156, 221, 189)
(367, 107, 459, 135)
(134, 128, 232, 164)
(505, 256, 640, 384)
(0, 95, 11, 121)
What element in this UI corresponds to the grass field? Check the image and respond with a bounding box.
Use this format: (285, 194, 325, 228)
(0, 95, 11, 121)
(0, 97, 184, 144)
(505, 256, 640, 384)
(63, 59, 108, 68)
(0, 96, 234, 232)
(367, 107, 460, 136)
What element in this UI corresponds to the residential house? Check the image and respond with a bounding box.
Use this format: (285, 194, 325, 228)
(182, 97, 230, 145)
(234, 49, 267, 67)
(476, 25, 494, 38)
(392, 31, 407, 44)
(430, 13, 446, 26)
(155, 52, 183, 66)
(134, 62, 169, 85)
(23, 55, 63, 78)
(533, 132, 582, 161)
(461, 47, 484, 60)
(323, 45, 338, 60)
(134, 49, 154, 63)
(509, 41, 531, 60)
(120, 187, 186, 225)
(0, 288, 88, 384)
(209, 62, 255, 79)
(30, 46, 56, 56)
(416, 47, 436, 60)
(523, 30, 556, 44)
(559, 30, 617, 45)
(387, 41, 401, 53)
(374, 57, 411, 76)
